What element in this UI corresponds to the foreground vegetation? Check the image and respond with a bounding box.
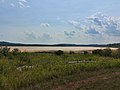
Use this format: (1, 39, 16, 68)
(0, 47, 120, 90)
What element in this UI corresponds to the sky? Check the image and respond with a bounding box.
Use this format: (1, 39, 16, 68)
(0, 0, 120, 44)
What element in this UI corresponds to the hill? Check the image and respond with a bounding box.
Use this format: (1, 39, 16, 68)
(0, 41, 120, 47)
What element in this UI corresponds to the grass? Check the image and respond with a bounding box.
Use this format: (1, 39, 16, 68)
(0, 52, 120, 90)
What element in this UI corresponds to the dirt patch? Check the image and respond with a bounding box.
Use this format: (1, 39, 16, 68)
(52, 72, 120, 90)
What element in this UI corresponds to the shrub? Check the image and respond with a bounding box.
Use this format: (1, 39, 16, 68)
(117, 48, 120, 58)
(0, 46, 10, 56)
(92, 48, 112, 57)
(55, 50, 64, 56)
(69, 51, 75, 54)
(101, 48, 112, 57)
(112, 48, 120, 58)
(92, 49, 102, 55)
(11, 48, 20, 55)
(83, 51, 88, 55)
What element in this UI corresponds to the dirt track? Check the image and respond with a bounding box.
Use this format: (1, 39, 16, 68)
(53, 72, 120, 90)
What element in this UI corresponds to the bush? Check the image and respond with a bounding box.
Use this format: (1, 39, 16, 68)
(92, 48, 112, 57)
(83, 51, 88, 55)
(112, 48, 120, 58)
(69, 51, 75, 54)
(101, 48, 112, 57)
(92, 49, 102, 55)
(11, 48, 20, 55)
(0, 46, 10, 57)
(55, 50, 64, 56)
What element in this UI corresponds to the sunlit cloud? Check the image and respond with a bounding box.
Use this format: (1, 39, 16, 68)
(69, 12, 120, 36)
(1, 0, 30, 8)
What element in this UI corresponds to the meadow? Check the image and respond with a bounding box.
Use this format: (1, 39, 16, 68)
(0, 47, 120, 90)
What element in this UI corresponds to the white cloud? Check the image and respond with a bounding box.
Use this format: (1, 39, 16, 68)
(68, 20, 85, 30)
(40, 23, 50, 27)
(24, 32, 52, 43)
(67, 12, 120, 43)
(68, 20, 80, 26)
(19, 0, 27, 3)
(18, 2, 25, 8)
(24, 32, 37, 40)
(18, 0, 30, 8)
(69, 12, 120, 37)
(1, 0, 29, 8)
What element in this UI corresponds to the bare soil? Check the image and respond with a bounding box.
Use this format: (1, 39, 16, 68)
(52, 72, 120, 90)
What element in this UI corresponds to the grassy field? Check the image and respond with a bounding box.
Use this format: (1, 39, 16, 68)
(0, 50, 120, 90)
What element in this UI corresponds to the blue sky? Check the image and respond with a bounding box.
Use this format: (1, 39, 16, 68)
(0, 0, 120, 44)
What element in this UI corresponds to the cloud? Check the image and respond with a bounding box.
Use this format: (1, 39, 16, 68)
(85, 26, 100, 35)
(40, 23, 50, 27)
(1, 0, 30, 8)
(10, 3, 15, 7)
(68, 20, 85, 30)
(87, 12, 120, 36)
(56, 17, 65, 23)
(68, 20, 80, 27)
(41, 33, 52, 41)
(24, 32, 52, 42)
(18, 2, 25, 8)
(69, 12, 120, 37)
(86, 12, 104, 26)
(64, 31, 76, 38)
(18, 0, 30, 8)
(19, 0, 27, 3)
(24, 32, 37, 40)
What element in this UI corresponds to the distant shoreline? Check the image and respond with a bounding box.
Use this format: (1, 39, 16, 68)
(0, 41, 120, 48)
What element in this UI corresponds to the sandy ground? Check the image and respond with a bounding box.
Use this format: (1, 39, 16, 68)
(8, 46, 118, 52)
